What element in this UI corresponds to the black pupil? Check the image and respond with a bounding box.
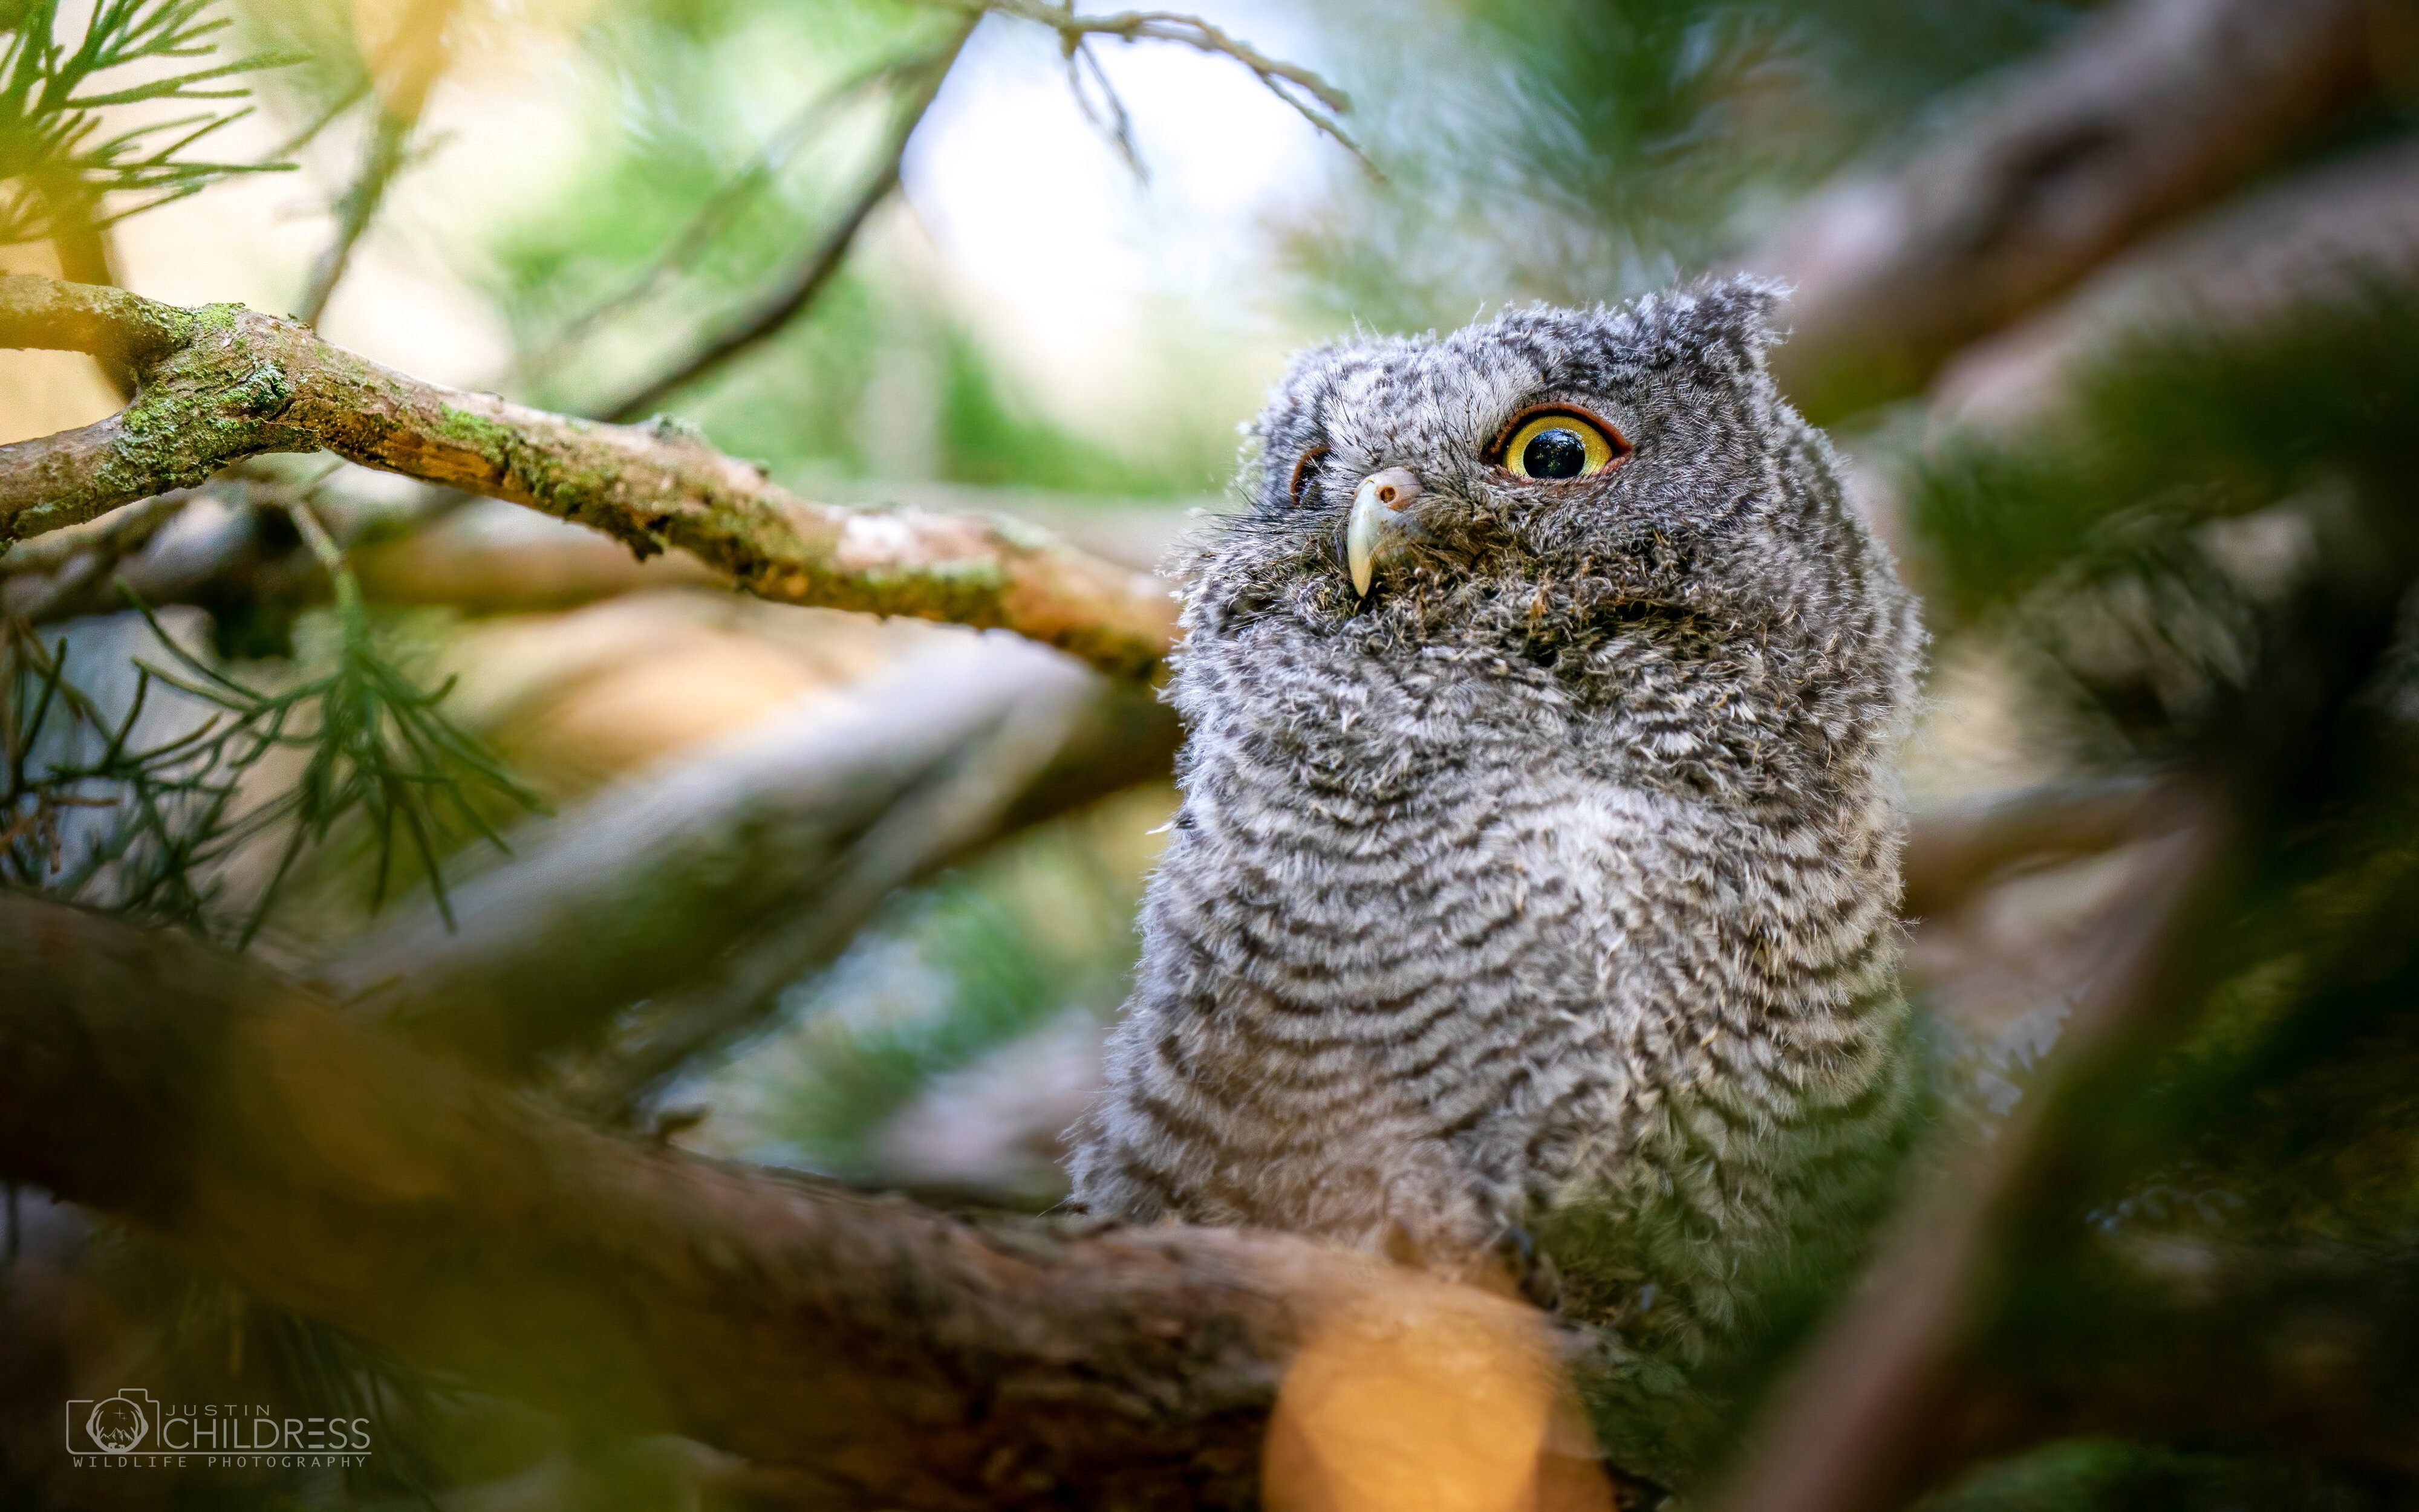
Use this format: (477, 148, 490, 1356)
(1523, 427, 1587, 479)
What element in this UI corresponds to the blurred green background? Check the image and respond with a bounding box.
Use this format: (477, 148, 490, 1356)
(11, 0, 2419, 1505)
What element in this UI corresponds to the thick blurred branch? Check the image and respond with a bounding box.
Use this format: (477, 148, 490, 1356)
(327, 653, 2159, 1092)
(547, 649, 1130, 1117)
(0, 891, 1604, 1510)
(0, 488, 722, 625)
(1899, 774, 2178, 923)
(1936, 138, 2419, 426)
(1757, 0, 2385, 420)
(321, 634, 1179, 1080)
(0, 275, 1176, 677)
(347, 494, 727, 607)
(0, 487, 195, 621)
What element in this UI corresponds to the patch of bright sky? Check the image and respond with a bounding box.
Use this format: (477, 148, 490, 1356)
(904, 1, 1348, 427)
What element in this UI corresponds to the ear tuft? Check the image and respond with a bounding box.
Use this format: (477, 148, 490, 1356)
(1676, 274, 1790, 367)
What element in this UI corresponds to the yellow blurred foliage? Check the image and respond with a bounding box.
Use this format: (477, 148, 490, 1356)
(1265, 1275, 1617, 1512)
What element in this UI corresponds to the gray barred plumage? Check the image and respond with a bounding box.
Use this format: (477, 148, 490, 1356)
(1067, 279, 1922, 1423)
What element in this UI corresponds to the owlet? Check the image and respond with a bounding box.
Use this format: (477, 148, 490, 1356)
(1067, 281, 1922, 1471)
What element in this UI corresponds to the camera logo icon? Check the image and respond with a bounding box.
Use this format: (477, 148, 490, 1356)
(65, 1389, 155, 1453)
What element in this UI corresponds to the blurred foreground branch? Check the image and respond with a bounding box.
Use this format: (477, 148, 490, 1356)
(0, 275, 1176, 677)
(1717, 806, 2219, 1512)
(1898, 774, 2179, 923)
(1757, 0, 2385, 419)
(1725, 273, 2419, 1508)
(0, 891, 1612, 1510)
(1727, 798, 2419, 1507)
(322, 633, 1179, 1083)
(339, 653, 2167, 1105)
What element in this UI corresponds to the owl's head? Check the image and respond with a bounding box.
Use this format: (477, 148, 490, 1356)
(1183, 278, 1911, 711)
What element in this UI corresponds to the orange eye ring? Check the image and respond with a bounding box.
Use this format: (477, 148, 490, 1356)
(1488, 404, 1629, 481)
(1288, 445, 1329, 507)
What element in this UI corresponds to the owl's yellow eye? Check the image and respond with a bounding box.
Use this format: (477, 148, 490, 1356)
(1493, 406, 1627, 481)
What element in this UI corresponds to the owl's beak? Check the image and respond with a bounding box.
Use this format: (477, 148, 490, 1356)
(1343, 467, 1423, 597)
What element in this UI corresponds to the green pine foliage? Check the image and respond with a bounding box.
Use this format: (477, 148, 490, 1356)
(2, 573, 538, 945)
(1927, 1439, 2366, 1512)
(0, 0, 290, 245)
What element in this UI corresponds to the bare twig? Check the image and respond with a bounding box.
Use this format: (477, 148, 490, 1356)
(597, 21, 977, 422)
(0, 275, 1177, 677)
(1066, 34, 1146, 178)
(593, 1, 1364, 417)
(516, 47, 930, 388)
(965, 0, 1367, 170)
(259, 76, 373, 165)
(292, 109, 414, 326)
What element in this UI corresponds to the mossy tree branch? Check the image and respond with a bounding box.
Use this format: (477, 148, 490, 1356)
(0, 274, 1177, 678)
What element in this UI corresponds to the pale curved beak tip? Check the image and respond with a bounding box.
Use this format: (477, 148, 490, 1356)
(1345, 468, 1423, 599)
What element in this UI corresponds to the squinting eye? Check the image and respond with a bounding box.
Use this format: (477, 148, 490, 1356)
(1289, 446, 1329, 506)
(1494, 407, 1627, 481)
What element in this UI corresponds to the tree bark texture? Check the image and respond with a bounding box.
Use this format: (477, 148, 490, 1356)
(0, 892, 1615, 1511)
